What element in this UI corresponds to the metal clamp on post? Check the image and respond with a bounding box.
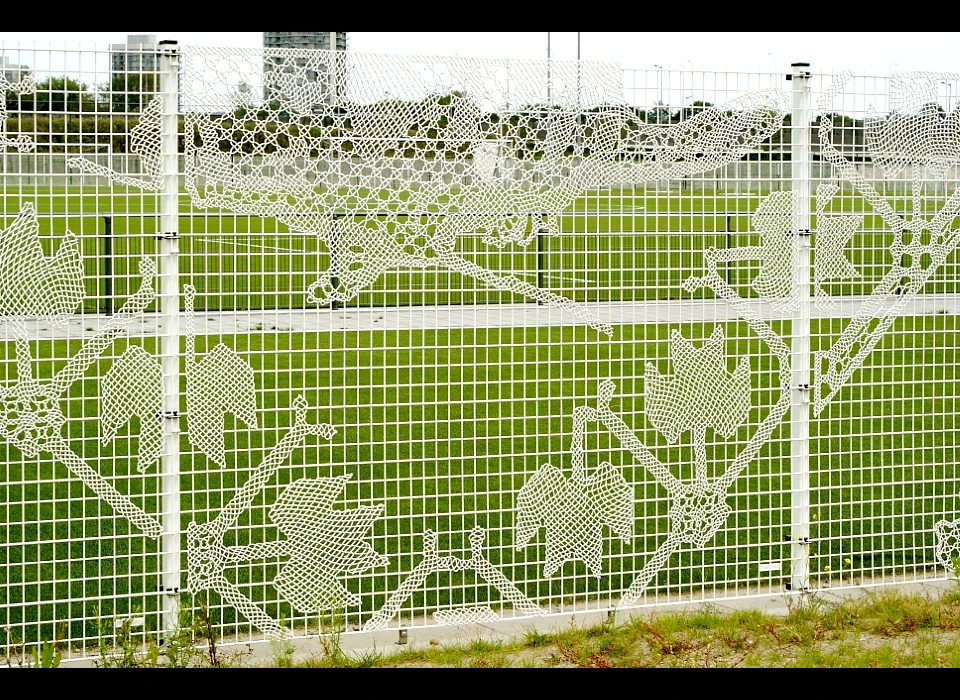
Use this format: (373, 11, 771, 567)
(784, 535, 814, 544)
(157, 39, 179, 56)
(156, 231, 180, 240)
(785, 63, 811, 81)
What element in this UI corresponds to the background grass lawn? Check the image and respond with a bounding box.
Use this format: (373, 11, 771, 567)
(1, 184, 958, 652)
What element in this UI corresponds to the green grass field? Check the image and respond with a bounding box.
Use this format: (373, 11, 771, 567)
(4, 185, 960, 313)
(1, 185, 959, 653)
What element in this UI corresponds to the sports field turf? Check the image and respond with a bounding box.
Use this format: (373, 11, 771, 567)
(1, 184, 958, 649)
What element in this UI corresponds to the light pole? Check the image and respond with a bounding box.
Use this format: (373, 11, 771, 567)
(653, 64, 663, 122)
(576, 32, 581, 106)
(546, 32, 552, 106)
(329, 32, 337, 107)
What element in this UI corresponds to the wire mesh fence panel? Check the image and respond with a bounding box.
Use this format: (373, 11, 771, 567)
(0, 45, 166, 657)
(809, 69, 960, 590)
(0, 43, 956, 660)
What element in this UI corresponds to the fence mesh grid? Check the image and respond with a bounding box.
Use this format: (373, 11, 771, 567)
(0, 44, 957, 658)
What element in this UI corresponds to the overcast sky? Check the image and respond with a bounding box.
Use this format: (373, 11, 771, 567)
(0, 32, 955, 115)
(0, 32, 955, 76)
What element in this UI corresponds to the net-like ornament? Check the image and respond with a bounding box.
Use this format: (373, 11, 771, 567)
(186, 396, 389, 638)
(690, 191, 799, 310)
(934, 518, 960, 571)
(813, 184, 861, 309)
(516, 462, 633, 578)
(0, 202, 84, 322)
(433, 606, 499, 625)
(69, 95, 163, 189)
(515, 404, 632, 579)
(100, 345, 164, 473)
(640, 329, 749, 549)
(644, 327, 752, 446)
(183, 284, 258, 469)
(813, 71, 960, 414)
(592, 285, 792, 608)
(173, 48, 788, 335)
(0, 72, 35, 152)
(0, 204, 161, 537)
(64, 48, 789, 336)
(270, 474, 388, 612)
(749, 191, 798, 305)
(865, 72, 960, 180)
(363, 527, 546, 631)
(625, 89, 790, 181)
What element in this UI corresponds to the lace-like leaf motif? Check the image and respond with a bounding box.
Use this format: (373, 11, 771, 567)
(186, 343, 258, 469)
(645, 327, 751, 444)
(69, 96, 162, 189)
(0, 235, 161, 537)
(865, 72, 960, 179)
(749, 190, 796, 304)
(814, 184, 861, 307)
(433, 606, 499, 625)
(184, 284, 258, 469)
(934, 518, 960, 572)
(669, 487, 733, 548)
(515, 462, 632, 578)
(0, 202, 84, 322)
(270, 474, 388, 611)
(0, 73, 35, 152)
(628, 89, 790, 180)
(100, 345, 164, 473)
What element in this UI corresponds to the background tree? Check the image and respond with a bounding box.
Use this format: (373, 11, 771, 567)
(7, 76, 97, 113)
(107, 73, 159, 113)
(675, 100, 714, 122)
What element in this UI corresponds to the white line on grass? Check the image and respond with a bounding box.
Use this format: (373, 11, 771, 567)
(193, 236, 595, 285)
(192, 236, 311, 254)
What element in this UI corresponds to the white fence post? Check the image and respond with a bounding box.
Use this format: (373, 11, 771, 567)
(157, 39, 182, 639)
(789, 62, 813, 593)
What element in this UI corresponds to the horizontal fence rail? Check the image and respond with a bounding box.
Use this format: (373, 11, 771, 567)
(0, 45, 958, 660)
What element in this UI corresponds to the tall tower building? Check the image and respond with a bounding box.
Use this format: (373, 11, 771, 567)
(110, 34, 160, 80)
(109, 34, 161, 112)
(262, 32, 348, 111)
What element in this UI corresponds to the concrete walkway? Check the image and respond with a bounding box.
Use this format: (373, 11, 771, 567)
(58, 574, 957, 667)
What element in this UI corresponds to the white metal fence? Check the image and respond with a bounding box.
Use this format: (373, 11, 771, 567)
(1, 44, 959, 660)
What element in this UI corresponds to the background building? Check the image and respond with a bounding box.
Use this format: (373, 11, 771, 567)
(0, 55, 31, 84)
(110, 34, 159, 80)
(109, 34, 161, 112)
(262, 32, 348, 52)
